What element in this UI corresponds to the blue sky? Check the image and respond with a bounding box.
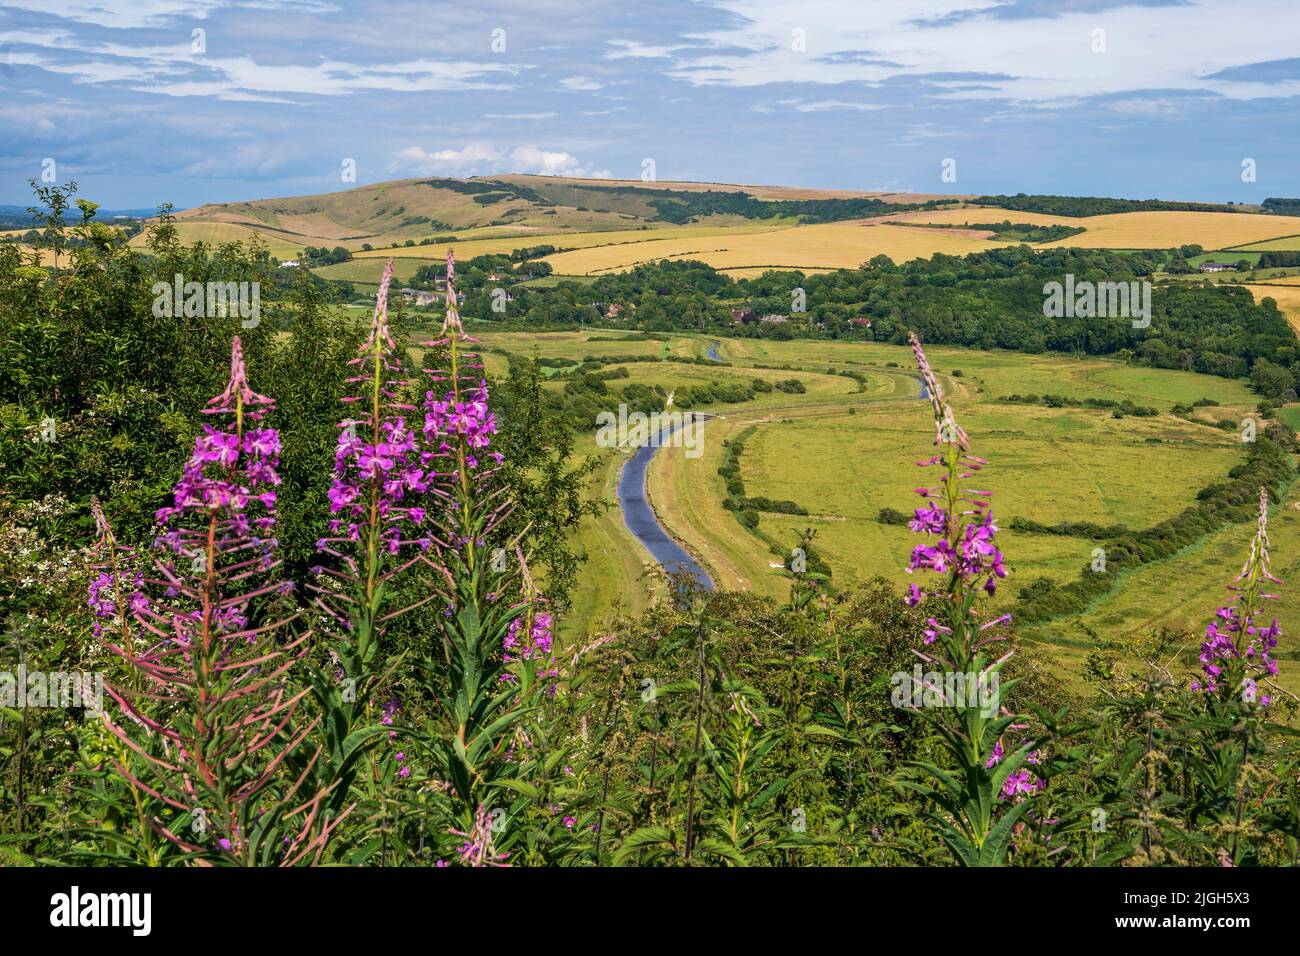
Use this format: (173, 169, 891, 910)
(2, 0, 1299, 208)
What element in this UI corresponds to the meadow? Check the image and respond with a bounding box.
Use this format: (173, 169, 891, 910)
(472, 330, 1291, 695)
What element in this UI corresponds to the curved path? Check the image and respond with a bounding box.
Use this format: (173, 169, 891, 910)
(616, 418, 715, 591)
(614, 356, 926, 593)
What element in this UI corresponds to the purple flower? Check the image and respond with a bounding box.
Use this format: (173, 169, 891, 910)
(1193, 489, 1282, 704)
(903, 332, 1009, 622)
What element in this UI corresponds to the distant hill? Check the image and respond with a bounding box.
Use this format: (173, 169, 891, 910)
(135, 175, 969, 257)
(0, 203, 156, 230)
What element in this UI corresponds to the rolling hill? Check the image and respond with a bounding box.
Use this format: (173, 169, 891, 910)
(124, 176, 1300, 283)
(136, 175, 958, 258)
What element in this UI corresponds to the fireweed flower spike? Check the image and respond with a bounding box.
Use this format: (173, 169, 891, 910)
(419, 251, 510, 580)
(99, 337, 350, 865)
(905, 331, 1004, 603)
(448, 804, 509, 867)
(898, 332, 1039, 866)
(1193, 488, 1281, 706)
(406, 253, 545, 856)
(310, 258, 439, 721)
(87, 498, 148, 647)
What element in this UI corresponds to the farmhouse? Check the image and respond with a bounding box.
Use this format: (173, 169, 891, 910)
(400, 288, 437, 307)
(731, 307, 759, 326)
(279, 259, 300, 268)
(760, 314, 787, 324)
(1199, 262, 1233, 273)
(593, 301, 627, 319)
(849, 317, 873, 328)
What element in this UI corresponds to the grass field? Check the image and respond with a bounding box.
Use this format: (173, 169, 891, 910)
(1024, 478, 1300, 689)
(352, 221, 795, 261)
(473, 331, 1284, 692)
(646, 365, 1247, 604)
(127, 220, 306, 258)
(1230, 234, 1300, 252)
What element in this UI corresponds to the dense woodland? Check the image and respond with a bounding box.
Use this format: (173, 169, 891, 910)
(2, 184, 1299, 867)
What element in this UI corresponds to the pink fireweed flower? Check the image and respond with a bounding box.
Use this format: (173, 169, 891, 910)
(502, 610, 559, 690)
(318, 259, 431, 563)
(87, 499, 150, 639)
(1192, 489, 1281, 705)
(449, 805, 509, 867)
(97, 340, 342, 864)
(904, 332, 1008, 611)
(986, 739, 1045, 798)
(423, 382, 498, 454)
(151, 337, 283, 639)
(1000, 769, 1043, 799)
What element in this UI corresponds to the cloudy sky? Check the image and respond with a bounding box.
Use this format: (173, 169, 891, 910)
(2, 0, 1298, 208)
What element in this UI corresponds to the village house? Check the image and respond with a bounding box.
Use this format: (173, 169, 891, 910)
(1198, 262, 1233, 273)
(760, 314, 787, 324)
(400, 288, 437, 307)
(731, 307, 758, 326)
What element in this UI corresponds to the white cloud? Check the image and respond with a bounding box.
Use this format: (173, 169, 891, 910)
(559, 76, 603, 91)
(0, 0, 332, 29)
(678, 0, 1300, 102)
(392, 142, 611, 178)
(484, 112, 559, 120)
(776, 98, 887, 112)
(2, 35, 521, 99)
(1107, 96, 1185, 115)
(605, 39, 683, 60)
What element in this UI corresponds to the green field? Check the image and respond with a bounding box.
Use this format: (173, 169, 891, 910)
(475, 331, 1292, 692)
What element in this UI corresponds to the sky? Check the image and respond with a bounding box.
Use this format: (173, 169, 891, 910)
(2, 0, 1299, 209)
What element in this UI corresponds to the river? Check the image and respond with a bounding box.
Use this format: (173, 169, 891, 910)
(615, 369, 925, 591)
(616, 418, 715, 591)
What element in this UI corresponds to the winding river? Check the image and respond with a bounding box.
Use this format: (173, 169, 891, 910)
(615, 365, 927, 591)
(616, 418, 715, 591)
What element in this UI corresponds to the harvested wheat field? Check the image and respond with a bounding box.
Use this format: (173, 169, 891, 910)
(542, 221, 1009, 275)
(1043, 211, 1300, 250)
(1246, 284, 1300, 332)
(880, 206, 1083, 228)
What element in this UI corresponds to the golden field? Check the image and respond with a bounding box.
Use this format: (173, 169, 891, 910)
(350, 221, 794, 261)
(1042, 210, 1300, 250)
(881, 206, 1082, 228)
(541, 221, 1009, 275)
(1246, 284, 1300, 333)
